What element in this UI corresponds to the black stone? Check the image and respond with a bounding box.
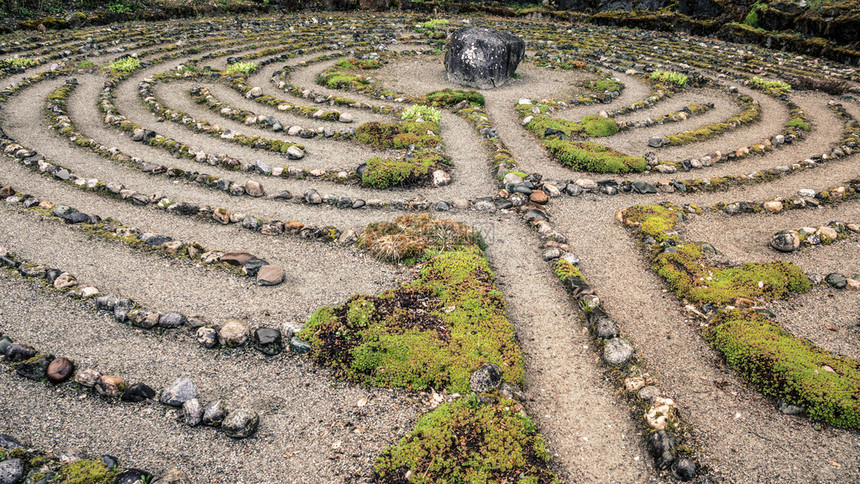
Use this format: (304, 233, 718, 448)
(173, 202, 199, 215)
(15, 353, 53, 380)
(159, 312, 187, 328)
(445, 27, 525, 89)
(273, 190, 293, 200)
(121, 382, 156, 402)
(255, 328, 283, 356)
(242, 258, 269, 277)
(113, 469, 153, 484)
(632, 181, 657, 194)
(671, 458, 697, 481)
(62, 212, 91, 224)
(143, 234, 172, 246)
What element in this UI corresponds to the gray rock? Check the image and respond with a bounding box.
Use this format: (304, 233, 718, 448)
(0, 458, 23, 484)
(593, 316, 620, 339)
(289, 336, 311, 354)
(469, 363, 503, 393)
(638, 385, 660, 400)
(183, 398, 203, 426)
(0, 434, 22, 450)
(770, 231, 800, 253)
(219, 320, 249, 346)
(603, 338, 633, 366)
(778, 400, 805, 416)
(445, 27, 525, 89)
(256, 265, 285, 286)
(825, 273, 847, 289)
(4, 343, 36, 362)
(255, 328, 283, 355)
(648, 136, 663, 148)
(203, 400, 227, 427)
(158, 312, 186, 328)
(221, 410, 260, 438)
(121, 382, 156, 402)
(160, 377, 196, 407)
(113, 298, 132, 323)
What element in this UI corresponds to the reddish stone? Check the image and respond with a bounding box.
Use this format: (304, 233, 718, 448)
(47, 357, 74, 383)
(529, 190, 548, 204)
(221, 252, 255, 266)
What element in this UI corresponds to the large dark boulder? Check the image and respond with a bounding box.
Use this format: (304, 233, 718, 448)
(445, 27, 525, 89)
(678, 0, 724, 18)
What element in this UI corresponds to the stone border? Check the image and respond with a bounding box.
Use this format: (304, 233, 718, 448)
(0, 432, 185, 484)
(0, 321, 260, 439)
(769, 221, 860, 254)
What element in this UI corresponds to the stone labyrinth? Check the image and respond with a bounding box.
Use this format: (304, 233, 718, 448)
(0, 10, 858, 484)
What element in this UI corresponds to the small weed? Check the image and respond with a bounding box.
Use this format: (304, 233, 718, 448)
(650, 70, 688, 87)
(224, 61, 258, 76)
(109, 57, 140, 72)
(401, 105, 442, 125)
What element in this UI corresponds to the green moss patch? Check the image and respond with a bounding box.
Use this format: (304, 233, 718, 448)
(362, 152, 445, 189)
(299, 248, 523, 393)
(375, 397, 559, 483)
(422, 88, 485, 107)
(334, 58, 382, 70)
(710, 311, 860, 429)
(654, 244, 811, 306)
(545, 139, 646, 173)
(56, 458, 118, 484)
(354, 120, 440, 150)
(583, 77, 622, 93)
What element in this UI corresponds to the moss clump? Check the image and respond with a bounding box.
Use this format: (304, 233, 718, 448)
(375, 397, 558, 483)
(653, 243, 810, 306)
(650, 70, 688, 87)
(56, 459, 118, 484)
(361, 155, 439, 189)
(584, 77, 622, 93)
(787, 118, 810, 131)
(710, 311, 860, 429)
(334, 58, 382, 70)
(299, 248, 523, 393)
(423, 88, 485, 107)
(316, 70, 369, 90)
(224, 61, 258, 76)
(553, 259, 583, 282)
(545, 139, 646, 173)
(109, 57, 140, 72)
(359, 214, 482, 263)
(354, 121, 440, 150)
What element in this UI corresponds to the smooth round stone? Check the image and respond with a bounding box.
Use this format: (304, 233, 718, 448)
(825, 273, 847, 289)
(0, 337, 12, 355)
(158, 312, 187, 328)
(196, 327, 219, 348)
(219, 320, 249, 346)
(221, 410, 260, 439)
(46, 357, 75, 383)
(256, 265, 285, 286)
(770, 231, 800, 253)
(121, 382, 156, 402)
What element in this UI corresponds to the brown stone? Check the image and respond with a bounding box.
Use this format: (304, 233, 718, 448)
(47, 357, 74, 383)
(213, 208, 231, 224)
(221, 252, 255, 266)
(257, 265, 285, 286)
(0, 186, 15, 197)
(529, 190, 548, 204)
(245, 180, 265, 197)
(846, 278, 860, 291)
(734, 297, 755, 308)
(285, 221, 304, 232)
(96, 375, 126, 397)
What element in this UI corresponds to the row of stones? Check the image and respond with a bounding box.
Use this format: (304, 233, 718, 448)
(0, 432, 189, 484)
(0, 183, 286, 286)
(531, 100, 856, 198)
(0, 239, 309, 359)
(0, 327, 259, 439)
(770, 220, 860, 253)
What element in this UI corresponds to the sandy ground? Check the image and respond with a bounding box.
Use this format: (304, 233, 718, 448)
(1, 17, 859, 484)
